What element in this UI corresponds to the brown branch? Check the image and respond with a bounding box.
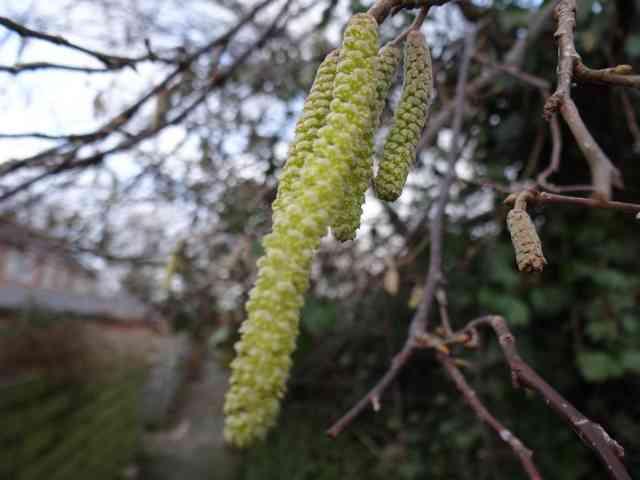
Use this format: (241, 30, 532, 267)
(437, 353, 543, 480)
(542, 0, 624, 199)
(574, 62, 640, 89)
(536, 114, 562, 189)
(326, 343, 414, 437)
(390, 5, 430, 47)
(544, 0, 578, 118)
(473, 53, 551, 91)
(505, 190, 640, 215)
(368, 0, 451, 25)
(559, 98, 623, 199)
(463, 316, 631, 480)
(0, 62, 115, 74)
(434, 293, 541, 479)
(618, 90, 640, 148)
(0, 16, 143, 69)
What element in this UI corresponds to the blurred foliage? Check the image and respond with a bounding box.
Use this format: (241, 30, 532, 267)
(0, 372, 144, 480)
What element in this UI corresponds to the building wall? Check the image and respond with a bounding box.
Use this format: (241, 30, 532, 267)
(0, 244, 97, 295)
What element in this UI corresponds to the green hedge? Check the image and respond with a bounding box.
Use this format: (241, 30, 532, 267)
(0, 372, 145, 480)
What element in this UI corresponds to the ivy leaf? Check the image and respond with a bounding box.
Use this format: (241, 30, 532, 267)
(577, 351, 623, 382)
(478, 288, 530, 326)
(621, 351, 640, 373)
(585, 319, 618, 342)
(302, 298, 337, 336)
(625, 34, 640, 58)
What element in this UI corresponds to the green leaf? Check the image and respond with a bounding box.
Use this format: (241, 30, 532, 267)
(478, 288, 530, 326)
(585, 319, 618, 342)
(577, 351, 623, 382)
(529, 288, 567, 316)
(301, 298, 337, 335)
(626, 34, 640, 58)
(621, 351, 640, 373)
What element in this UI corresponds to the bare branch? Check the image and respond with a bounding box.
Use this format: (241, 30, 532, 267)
(437, 353, 543, 480)
(559, 98, 623, 199)
(463, 316, 631, 480)
(574, 62, 640, 90)
(504, 190, 640, 216)
(544, 0, 578, 118)
(0, 16, 144, 69)
(368, 0, 451, 25)
(536, 114, 563, 190)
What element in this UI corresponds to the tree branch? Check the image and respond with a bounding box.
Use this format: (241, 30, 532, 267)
(462, 316, 630, 480)
(574, 62, 640, 90)
(504, 190, 640, 215)
(0, 16, 144, 69)
(437, 353, 543, 480)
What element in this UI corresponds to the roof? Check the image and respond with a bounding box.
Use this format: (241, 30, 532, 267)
(0, 284, 153, 322)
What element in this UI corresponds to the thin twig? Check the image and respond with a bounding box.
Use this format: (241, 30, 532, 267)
(536, 114, 562, 189)
(575, 62, 640, 90)
(368, 0, 451, 25)
(618, 90, 640, 148)
(390, 5, 430, 47)
(473, 53, 551, 91)
(437, 353, 543, 480)
(559, 98, 623, 199)
(462, 316, 631, 480)
(504, 190, 640, 215)
(0, 16, 141, 69)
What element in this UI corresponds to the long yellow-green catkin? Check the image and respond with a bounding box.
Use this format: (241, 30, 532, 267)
(506, 208, 546, 272)
(374, 30, 433, 202)
(331, 43, 400, 241)
(271, 50, 338, 223)
(223, 13, 378, 448)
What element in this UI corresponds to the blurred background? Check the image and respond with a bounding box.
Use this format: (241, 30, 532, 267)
(0, 0, 639, 478)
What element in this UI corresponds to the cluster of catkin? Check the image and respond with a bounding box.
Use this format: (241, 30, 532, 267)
(224, 14, 434, 447)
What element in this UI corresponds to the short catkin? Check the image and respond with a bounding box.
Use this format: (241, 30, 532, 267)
(331, 43, 401, 241)
(374, 30, 433, 202)
(223, 13, 378, 448)
(271, 50, 338, 223)
(506, 208, 547, 272)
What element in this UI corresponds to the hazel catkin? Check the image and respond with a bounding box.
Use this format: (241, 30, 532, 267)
(374, 30, 433, 202)
(506, 208, 547, 272)
(223, 13, 378, 448)
(271, 50, 338, 223)
(331, 43, 401, 241)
